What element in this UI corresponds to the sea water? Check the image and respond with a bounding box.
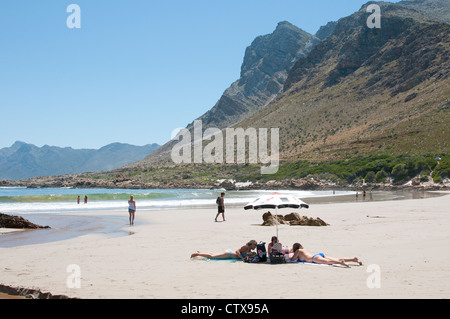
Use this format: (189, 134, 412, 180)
(0, 187, 354, 214)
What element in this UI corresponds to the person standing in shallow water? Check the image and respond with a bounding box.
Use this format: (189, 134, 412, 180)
(128, 195, 136, 225)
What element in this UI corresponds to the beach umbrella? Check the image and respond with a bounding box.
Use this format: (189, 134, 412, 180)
(244, 192, 309, 240)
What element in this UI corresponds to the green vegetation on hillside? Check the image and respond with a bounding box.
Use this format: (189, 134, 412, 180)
(432, 156, 450, 183)
(247, 154, 449, 185)
(106, 153, 449, 187)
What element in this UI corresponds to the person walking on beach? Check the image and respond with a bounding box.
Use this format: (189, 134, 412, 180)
(128, 195, 136, 225)
(77, 195, 80, 204)
(84, 195, 88, 204)
(215, 192, 225, 222)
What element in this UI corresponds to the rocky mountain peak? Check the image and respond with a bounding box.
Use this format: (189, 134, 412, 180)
(196, 21, 316, 131)
(134, 21, 318, 166)
(240, 21, 312, 77)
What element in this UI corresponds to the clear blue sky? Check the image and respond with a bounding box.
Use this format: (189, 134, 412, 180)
(0, 0, 400, 149)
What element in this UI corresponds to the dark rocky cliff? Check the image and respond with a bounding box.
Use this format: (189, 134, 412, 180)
(196, 21, 316, 130)
(137, 21, 319, 166)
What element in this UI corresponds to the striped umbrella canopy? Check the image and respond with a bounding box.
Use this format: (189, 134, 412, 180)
(244, 192, 309, 210)
(244, 192, 309, 240)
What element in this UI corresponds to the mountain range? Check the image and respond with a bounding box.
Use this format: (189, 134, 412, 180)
(133, 0, 449, 169)
(0, 141, 160, 180)
(4, 0, 449, 187)
(251, 0, 450, 161)
(144, 20, 325, 164)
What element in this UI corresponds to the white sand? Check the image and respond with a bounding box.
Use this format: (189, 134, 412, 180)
(1, 193, 450, 299)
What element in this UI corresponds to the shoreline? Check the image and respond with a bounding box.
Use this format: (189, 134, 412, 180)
(1, 175, 449, 192)
(0, 189, 446, 245)
(1, 192, 449, 299)
(0, 213, 134, 248)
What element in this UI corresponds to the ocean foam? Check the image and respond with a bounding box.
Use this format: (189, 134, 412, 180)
(0, 188, 353, 214)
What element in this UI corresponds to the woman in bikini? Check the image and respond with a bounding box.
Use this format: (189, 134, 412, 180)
(191, 240, 258, 261)
(288, 243, 362, 267)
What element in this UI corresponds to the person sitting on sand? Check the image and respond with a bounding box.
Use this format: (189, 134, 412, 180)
(287, 243, 362, 268)
(268, 236, 283, 254)
(191, 240, 258, 261)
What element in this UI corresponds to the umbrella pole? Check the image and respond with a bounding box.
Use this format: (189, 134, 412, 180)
(275, 207, 279, 241)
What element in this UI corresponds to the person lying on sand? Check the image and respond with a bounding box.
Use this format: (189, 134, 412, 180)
(287, 243, 362, 268)
(191, 240, 257, 261)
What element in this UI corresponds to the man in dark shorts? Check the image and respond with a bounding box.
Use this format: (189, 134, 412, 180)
(215, 192, 225, 222)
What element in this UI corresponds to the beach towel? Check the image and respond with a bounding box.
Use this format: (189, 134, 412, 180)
(203, 258, 336, 267)
(293, 260, 336, 267)
(205, 258, 242, 262)
(284, 254, 335, 266)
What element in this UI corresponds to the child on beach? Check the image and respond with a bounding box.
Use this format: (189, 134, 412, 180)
(287, 243, 362, 267)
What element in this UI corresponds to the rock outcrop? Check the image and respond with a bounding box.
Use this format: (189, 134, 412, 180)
(262, 211, 329, 227)
(0, 284, 73, 299)
(0, 213, 50, 229)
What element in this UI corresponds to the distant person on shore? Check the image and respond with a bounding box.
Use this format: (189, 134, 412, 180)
(287, 243, 362, 267)
(128, 195, 136, 225)
(77, 195, 80, 204)
(191, 240, 258, 261)
(215, 192, 225, 222)
(84, 195, 88, 204)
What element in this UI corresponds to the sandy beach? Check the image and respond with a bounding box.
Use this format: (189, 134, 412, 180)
(1, 192, 450, 299)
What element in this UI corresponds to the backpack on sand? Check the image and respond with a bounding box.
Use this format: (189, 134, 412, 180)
(244, 242, 267, 263)
(256, 242, 267, 262)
